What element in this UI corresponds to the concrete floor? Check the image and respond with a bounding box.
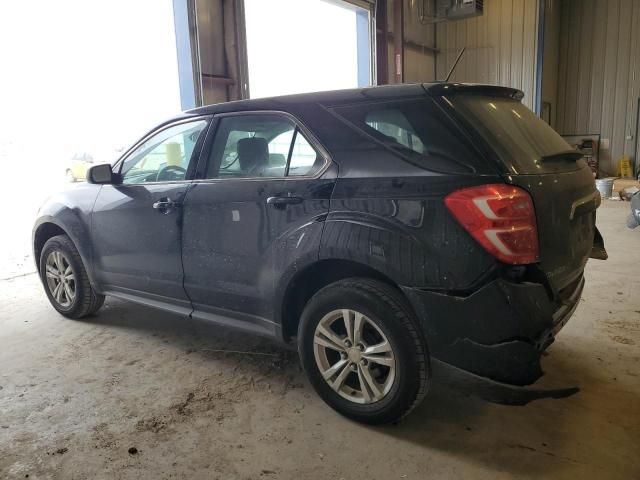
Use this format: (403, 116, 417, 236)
(1, 200, 638, 479)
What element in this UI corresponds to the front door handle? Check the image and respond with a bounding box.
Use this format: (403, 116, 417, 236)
(153, 197, 181, 214)
(266, 196, 303, 208)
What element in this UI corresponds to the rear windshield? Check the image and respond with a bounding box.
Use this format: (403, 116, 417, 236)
(331, 99, 486, 174)
(448, 95, 578, 174)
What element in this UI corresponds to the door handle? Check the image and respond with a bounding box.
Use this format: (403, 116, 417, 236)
(266, 196, 303, 208)
(153, 197, 181, 214)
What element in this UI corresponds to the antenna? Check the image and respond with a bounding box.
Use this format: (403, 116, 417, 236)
(444, 47, 466, 82)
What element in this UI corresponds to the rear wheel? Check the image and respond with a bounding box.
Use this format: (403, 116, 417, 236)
(40, 235, 104, 318)
(298, 278, 429, 424)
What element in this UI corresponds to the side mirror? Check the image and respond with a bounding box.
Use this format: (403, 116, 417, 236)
(87, 164, 120, 184)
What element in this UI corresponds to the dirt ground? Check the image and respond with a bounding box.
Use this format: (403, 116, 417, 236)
(1, 200, 639, 479)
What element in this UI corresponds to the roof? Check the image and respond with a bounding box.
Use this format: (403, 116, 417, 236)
(185, 83, 524, 117)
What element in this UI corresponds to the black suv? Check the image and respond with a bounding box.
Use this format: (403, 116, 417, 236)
(34, 84, 606, 424)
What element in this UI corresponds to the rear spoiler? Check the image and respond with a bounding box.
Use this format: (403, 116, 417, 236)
(423, 83, 524, 101)
(541, 149, 584, 162)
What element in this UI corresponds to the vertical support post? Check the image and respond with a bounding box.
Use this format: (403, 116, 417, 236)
(393, 0, 404, 84)
(376, 0, 389, 85)
(172, 0, 200, 109)
(534, 0, 545, 116)
(356, 9, 371, 87)
(234, 0, 250, 99)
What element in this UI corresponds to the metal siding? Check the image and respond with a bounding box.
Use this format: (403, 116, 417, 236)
(576, 0, 594, 133)
(629, 2, 640, 165)
(500, 0, 514, 88)
(510, 1, 524, 91)
(556, 0, 570, 130)
(556, 0, 640, 175)
(435, 0, 539, 109)
(587, 0, 608, 135)
(523, 0, 538, 110)
(541, 0, 560, 127)
(612, 0, 633, 171)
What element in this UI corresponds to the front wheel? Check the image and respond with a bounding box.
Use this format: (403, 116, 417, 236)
(298, 278, 429, 424)
(40, 234, 105, 319)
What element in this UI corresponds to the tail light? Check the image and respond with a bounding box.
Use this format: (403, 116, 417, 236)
(444, 184, 539, 265)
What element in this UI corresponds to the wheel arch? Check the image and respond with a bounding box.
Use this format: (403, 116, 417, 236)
(32, 218, 98, 289)
(33, 222, 68, 272)
(279, 258, 416, 342)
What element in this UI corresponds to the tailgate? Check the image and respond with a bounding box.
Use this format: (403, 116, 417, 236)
(443, 93, 607, 294)
(507, 165, 601, 293)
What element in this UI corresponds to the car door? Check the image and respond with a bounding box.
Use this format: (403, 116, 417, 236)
(91, 117, 210, 313)
(181, 111, 336, 335)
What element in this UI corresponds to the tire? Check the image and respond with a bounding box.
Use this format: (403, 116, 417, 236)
(298, 278, 429, 424)
(39, 234, 105, 319)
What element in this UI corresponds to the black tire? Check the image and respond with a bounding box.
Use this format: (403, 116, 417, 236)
(39, 234, 105, 319)
(298, 278, 429, 424)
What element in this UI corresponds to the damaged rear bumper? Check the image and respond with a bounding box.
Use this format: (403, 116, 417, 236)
(402, 274, 585, 391)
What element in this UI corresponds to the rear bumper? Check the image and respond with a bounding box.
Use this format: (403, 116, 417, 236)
(402, 274, 585, 387)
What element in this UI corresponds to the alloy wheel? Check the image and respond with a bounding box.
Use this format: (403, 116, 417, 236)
(313, 309, 396, 404)
(45, 251, 76, 308)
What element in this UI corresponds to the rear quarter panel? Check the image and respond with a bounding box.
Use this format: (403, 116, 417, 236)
(321, 153, 502, 290)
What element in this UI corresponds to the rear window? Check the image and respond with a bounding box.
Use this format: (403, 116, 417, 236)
(332, 99, 485, 174)
(448, 95, 578, 174)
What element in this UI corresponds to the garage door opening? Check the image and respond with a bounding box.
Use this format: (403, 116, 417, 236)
(0, 0, 181, 279)
(244, 0, 372, 98)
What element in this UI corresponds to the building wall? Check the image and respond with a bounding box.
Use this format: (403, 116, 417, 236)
(556, 0, 640, 175)
(380, 0, 437, 84)
(403, 0, 437, 82)
(541, 0, 561, 128)
(435, 0, 540, 110)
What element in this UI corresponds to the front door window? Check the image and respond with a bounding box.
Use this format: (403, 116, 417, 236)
(120, 119, 208, 184)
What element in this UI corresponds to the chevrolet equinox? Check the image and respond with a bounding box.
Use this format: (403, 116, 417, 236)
(33, 83, 607, 424)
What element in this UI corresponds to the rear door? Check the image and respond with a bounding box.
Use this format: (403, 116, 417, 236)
(446, 95, 605, 294)
(181, 112, 335, 334)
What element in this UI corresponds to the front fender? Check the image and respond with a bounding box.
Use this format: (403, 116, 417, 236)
(33, 185, 100, 287)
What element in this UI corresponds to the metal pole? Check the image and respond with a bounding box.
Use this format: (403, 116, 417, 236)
(393, 0, 404, 83)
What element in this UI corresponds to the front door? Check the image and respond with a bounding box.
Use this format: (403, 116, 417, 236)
(181, 112, 335, 334)
(91, 118, 209, 312)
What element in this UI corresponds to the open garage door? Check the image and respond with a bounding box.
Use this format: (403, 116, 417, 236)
(243, 0, 373, 98)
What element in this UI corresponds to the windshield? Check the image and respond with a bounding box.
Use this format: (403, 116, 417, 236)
(448, 95, 578, 174)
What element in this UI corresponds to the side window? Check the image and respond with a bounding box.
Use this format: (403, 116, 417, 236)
(120, 120, 208, 184)
(365, 109, 426, 155)
(332, 99, 483, 173)
(207, 115, 294, 179)
(287, 131, 320, 176)
(206, 114, 324, 179)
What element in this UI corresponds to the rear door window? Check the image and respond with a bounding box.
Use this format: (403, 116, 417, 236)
(205, 114, 324, 179)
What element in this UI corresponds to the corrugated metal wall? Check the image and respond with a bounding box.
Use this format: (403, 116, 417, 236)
(556, 0, 640, 175)
(541, 0, 561, 128)
(403, 0, 437, 82)
(381, 0, 437, 84)
(435, 0, 540, 110)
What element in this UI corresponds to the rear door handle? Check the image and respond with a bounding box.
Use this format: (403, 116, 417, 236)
(266, 196, 303, 207)
(153, 197, 181, 214)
